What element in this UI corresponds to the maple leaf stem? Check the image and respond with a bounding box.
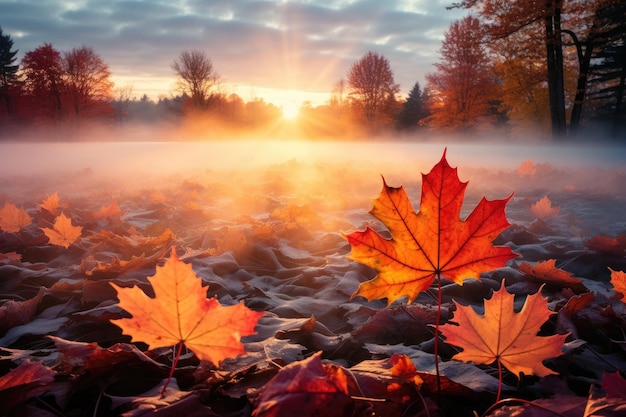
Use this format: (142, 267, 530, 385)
(496, 357, 503, 403)
(434, 272, 442, 397)
(161, 342, 184, 398)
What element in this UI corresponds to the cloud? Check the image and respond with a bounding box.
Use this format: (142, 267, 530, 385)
(2, 0, 466, 103)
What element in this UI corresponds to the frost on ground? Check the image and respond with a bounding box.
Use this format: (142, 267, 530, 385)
(0, 141, 625, 416)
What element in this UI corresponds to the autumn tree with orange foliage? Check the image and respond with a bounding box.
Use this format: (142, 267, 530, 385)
(63, 46, 114, 120)
(451, 0, 568, 137)
(492, 35, 553, 137)
(451, 0, 623, 138)
(424, 16, 500, 132)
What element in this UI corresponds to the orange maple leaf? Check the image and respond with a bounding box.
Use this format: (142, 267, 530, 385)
(41, 213, 82, 248)
(110, 248, 263, 365)
(439, 281, 568, 379)
(608, 268, 626, 300)
(39, 192, 61, 214)
(0, 202, 32, 233)
(519, 259, 587, 293)
(530, 196, 560, 220)
(93, 201, 123, 219)
(345, 150, 517, 304)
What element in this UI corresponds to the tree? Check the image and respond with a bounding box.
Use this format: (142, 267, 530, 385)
(491, 29, 552, 136)
(21, 43, 65, 121)
(63, 46, 114, 119)
(424, 16, 499, 132)
(346, 51, 400, 124)
(172, 50, 221, 111)
(450, 0, 570, 137)
(0, 26, 19, 117)
(396, 81, 427, 130)
(329, 78, 346, 111)
(450, 0, 621, 138)
(112, 83, 134, 128)
(585, 0, 626, 137)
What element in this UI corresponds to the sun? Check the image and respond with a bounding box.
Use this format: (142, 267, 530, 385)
(281, 102, 300, 120)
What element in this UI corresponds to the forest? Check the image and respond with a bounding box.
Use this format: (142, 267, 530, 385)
(0, 0, 625, 141)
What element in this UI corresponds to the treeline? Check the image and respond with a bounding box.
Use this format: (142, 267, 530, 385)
(0, 0, 624, 141)
(443, 0, 626, 140)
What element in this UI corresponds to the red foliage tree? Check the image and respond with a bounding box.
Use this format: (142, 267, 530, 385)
(424, 16, 499, 132)
(20, 43, 65, 122)
(346, 51, 400, 125)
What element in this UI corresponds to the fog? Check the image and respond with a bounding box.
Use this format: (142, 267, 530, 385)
(1, 137, 624, 175)
(0, 128, 626, 255)
(1, 135, 625, 238)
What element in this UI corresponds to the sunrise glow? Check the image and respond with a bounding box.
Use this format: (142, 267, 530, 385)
(281, 102, 300, 120)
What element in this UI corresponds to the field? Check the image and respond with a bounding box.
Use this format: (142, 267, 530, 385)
(1, 140, 625, 416)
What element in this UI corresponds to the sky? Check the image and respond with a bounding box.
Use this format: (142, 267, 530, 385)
(2, 0, 466, 108)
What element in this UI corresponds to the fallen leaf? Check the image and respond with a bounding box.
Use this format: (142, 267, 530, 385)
(0, 360, 56, 411)
(39, 192, 61, 214)
(0, 316, 69, 347)
(601, 371, 626, 398)
(0, 251, 21, 265)
(348, 354, 426, 417)
(0, 202, 32, 233)
(519, 259, 587, 293)
(530, 196, 560, 220)
(556, 292, 595, 338)
(585, 234, 626, 256)
(440, 281, 568, 378)
(49, 336, 165, 376)
(345, 149, 517, 304)
(93, 201, 123, 219)
(350, 303, 448, 345)
(41, 213, 82, 248)
(110, 248, 263, 365)
(608, 267, 626, 299)
(0, 287, 45, 333)
(87, 228, 174, 260)
(252, 352, 358, 417)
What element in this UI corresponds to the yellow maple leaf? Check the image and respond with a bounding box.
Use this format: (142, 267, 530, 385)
(110, 248, 263, 365)
(440, 281, 568, 379)
(0, 202, 32, 233)
(609, 268, 626, 300)
(41, 213, 82, 248)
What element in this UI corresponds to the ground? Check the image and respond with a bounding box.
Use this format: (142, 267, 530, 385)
(1, 141, 625, 416)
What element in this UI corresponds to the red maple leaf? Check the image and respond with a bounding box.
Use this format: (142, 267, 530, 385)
(345, 149, 517, 304)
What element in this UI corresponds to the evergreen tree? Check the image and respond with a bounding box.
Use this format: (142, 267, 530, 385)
(0, 26, 20, 115)
(396, 81, 427, 130)
(585, 0, 626, 138)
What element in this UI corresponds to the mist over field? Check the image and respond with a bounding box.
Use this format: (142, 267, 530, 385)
(1, 132, 625, 237)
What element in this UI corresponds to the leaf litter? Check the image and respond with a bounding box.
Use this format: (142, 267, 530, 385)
(0, 147, 625, 416)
